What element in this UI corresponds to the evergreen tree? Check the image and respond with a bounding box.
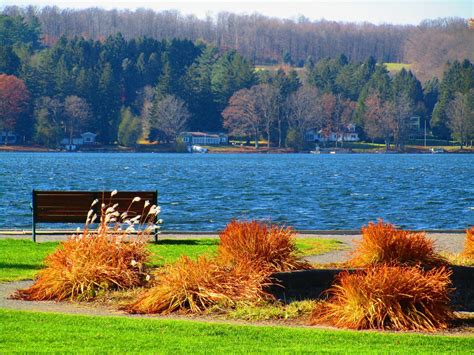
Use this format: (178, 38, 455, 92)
(97, 62, 121, 143)
(183, 46, 220, 131)
(431, 60, 474, 140)
(0, 46, 20, 75)
(211, 50, 256, 109)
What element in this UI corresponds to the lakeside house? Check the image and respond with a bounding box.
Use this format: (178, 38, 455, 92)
(60, 132, 97, 150)
(0, 130, 17, 144)
(180, 132, 228, 146)
(305, 124, 360, 143)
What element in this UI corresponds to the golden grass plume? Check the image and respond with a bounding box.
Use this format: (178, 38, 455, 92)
(349, 220, 446, 267)
(126, 255, 273, 314)
(218, 220, 310, 272)
(462, 226, 474, 260)
(15, 194, 159, 301)
(311, 265, 453, 332)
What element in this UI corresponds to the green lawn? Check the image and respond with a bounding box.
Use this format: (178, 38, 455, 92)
(0, 237, 342, 282)
(0, 309, 471, 353)
(384, 62, 412, 72)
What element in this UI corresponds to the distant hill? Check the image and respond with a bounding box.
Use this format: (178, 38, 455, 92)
(2, 6, 472, 80)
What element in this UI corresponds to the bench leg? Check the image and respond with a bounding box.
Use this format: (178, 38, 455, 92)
(32, 221, 36, 243)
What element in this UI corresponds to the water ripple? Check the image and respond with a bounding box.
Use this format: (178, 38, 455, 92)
(0, 152, 473, 230)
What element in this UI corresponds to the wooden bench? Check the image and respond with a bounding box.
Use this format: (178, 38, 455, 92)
(31, 190, 159, 242)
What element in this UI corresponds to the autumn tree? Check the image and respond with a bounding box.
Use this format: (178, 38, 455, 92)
(447, 90, 474, 148)
(222, 87, 261, 148)
(0, 74, 30, 142)
(148, 95, 190, 142)
(319, 93, 355, 147)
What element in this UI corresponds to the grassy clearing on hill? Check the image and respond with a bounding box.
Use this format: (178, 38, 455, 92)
(384, 62, 412, 72)
(0, 238, 342, 282)
(0, 309, 472, 353)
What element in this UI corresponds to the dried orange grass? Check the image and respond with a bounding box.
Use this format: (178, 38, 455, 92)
(462, 226, 474, 260)
(126, 256, 273, 314)
(311, 265, 453, 332)
(15, 195, 159, 301)
(218, 220, 310, 272)
(349, 220, 446, 267)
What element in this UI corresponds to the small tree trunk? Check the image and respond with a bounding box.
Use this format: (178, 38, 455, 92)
(267, 125, 271, 149)
(278, 119, 282, 148)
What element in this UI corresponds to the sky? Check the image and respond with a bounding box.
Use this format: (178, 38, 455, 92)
(1, 0, 472, 25)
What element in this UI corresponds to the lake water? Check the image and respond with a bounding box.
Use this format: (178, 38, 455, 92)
(0, 152, 473, 231)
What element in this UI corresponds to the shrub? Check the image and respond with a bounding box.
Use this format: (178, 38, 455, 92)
(462, 226, 474, 260)
(311, 265, 453, 331)
(15, 195, 159, 301)
(217, 220, 310, 272)
(126, 256, 273, 314)
(349, 220, 445, 267)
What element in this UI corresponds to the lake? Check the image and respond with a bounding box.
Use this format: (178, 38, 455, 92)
(0, 152, 473, 231)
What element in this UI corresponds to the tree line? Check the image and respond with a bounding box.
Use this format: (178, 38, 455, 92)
(2, 6, 472, 81)
(0, 14, 473, 149)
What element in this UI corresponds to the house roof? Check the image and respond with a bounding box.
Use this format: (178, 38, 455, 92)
(181, 132, 227, 138)
(81, 132, 97, 137)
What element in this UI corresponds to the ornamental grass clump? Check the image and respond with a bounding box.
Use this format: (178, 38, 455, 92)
(311, 265, 453, 332)
(217, 220, 310, 272)
(15, 193, 160, 301)
(349, 220, 446, 267)
(462, 226, 474, 260)
(126, 256, 273, 314)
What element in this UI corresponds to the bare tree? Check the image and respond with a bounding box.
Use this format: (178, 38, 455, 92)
(391, 93, 414, 150)
(286, 86, 322, 136)
(254, 84, 279, 148)
(149, 94, 190, 142)
(363, 93, 394, 150)
(447, 90, 474, 148)
(64, 95, 91, 145)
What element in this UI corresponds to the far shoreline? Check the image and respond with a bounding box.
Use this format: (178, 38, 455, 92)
(0, 145, 473, 154)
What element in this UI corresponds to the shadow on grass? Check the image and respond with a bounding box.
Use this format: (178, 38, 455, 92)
(0, 263, 41, 270)
(153, 239, 219, 246)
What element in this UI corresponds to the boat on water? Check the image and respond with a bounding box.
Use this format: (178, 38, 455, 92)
(430, 148, 445, 154)
(190, 145, 208, 153)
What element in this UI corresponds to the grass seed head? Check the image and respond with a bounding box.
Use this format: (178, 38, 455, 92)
(311, 265, 454, 331)
(349, 220, 446, 267)
(217, 220, 310, 272)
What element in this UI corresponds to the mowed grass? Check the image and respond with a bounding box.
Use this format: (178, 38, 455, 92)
(0, 237, 342, 282)
(384, 62, 412, 72)
(0, 309, 472, 353)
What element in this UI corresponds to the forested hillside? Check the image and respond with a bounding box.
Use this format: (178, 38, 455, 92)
(0, 11, 472, 150)
(2, 6, 472, 81)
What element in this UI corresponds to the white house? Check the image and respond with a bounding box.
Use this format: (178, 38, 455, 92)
(180, 132, 228, 145)
(60, 132, 97, 150)
(305, 124, 359, 143)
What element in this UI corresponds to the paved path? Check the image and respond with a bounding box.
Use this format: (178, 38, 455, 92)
(0, 280, 120, 316)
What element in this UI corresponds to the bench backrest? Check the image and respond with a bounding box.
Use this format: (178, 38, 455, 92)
(32, 190, 158, 224)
